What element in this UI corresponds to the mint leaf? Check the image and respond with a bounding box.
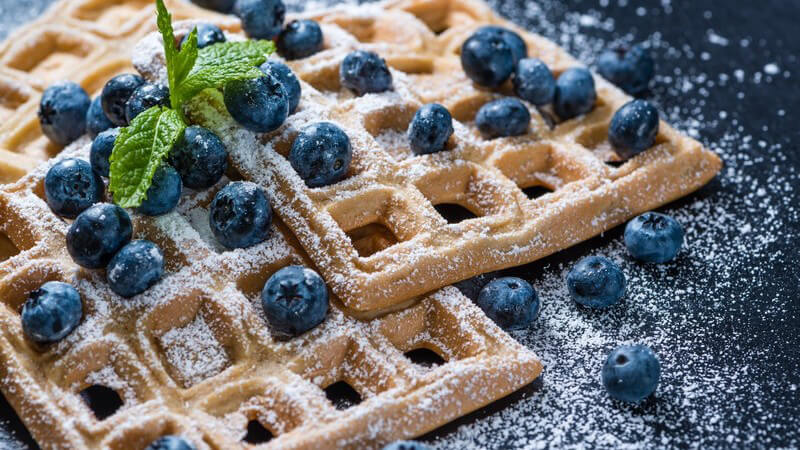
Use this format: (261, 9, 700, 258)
(108, 107, 185, 208)
(174, 40, 275, 106)
(156, 0, 198, 111)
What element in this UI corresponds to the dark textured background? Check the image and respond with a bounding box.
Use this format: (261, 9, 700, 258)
(1, 0, 798, 448)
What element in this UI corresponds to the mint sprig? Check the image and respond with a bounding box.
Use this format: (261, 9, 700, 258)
(108, 0, 275, 208)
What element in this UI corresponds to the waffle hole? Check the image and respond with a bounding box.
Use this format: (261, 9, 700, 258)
(404, 347, 446, 368)
(79, 385, 123, 420)
(522, 185, 553, 200)
(243, 420, 274, 444)
(0, 232, 20, 263)
(433, 203, 478, 224)
(0, 78, 30, 122)
(324, 381, 362, 410)
(346, 223, 399, 257)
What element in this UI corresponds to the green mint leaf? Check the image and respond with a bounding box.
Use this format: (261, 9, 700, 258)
(174, 40, 276, 106)
(108, 107, 185, 208)
(156, 0, 198, 111)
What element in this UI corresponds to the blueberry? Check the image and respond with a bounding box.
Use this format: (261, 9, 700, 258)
(289, 122, 352, 188)
(190, 0, 235, 13)
(476, 277, 540, 330)
(597, 44, 655, 95)
(125, 83, 170, 123)
(86, 96, 114, 138)
(261, 265, 329, 337)
(553, 68, 596, 120)
(181, 23, 226, 49)
(602, 344, 660, 403)
(21, 281, 82, 344)
(260, 60, 301, 114)
(101, 73, 145, 126)
(90, 128, 119, 178)
(513, 58, 556, 106)
(383, 441, 432, 450)
(460, 30, 515, 88)
(609, 99, 660, 159)
(340, 50, 393, 95)
(44, 158, 104, 219)
(233, 0, 286, 40)
(408, 103, 453, 155)
(474, 26, 527, 65)
(38, 81, 91, 146)
(169, 126, 228, 189)
(566, 256, 626, 309)
(475, 98, 530, 138)
(624, 212, 684, 263)
(453, 271, 500, 300)
(209, 182, 272, 249)
(224, 73, 289, 133)
(107, 240, 165, 298)
(66, 203, 132, 269)
(277, 20, 324, 60)
(137, 165, 182, 216)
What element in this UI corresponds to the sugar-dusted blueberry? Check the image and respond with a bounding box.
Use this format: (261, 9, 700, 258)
(224, 72, 289, 133)
(101, 73, 145, 126)
(107, 240, 165, 298)
(597, 44, 655, 95)
(233, 0, 286, 40)
(86, 96, 114, 138)
(340, 50, 393, 95)
(624, 212, 684, 263)
(513, 58, 556, 106)
(66, 203, 132, 269)
(21, 281, 82, 344)
(474, 26, 527, 65)
(169, 126, 228, 189)
(553, 67, 596, 120)
(408, 103, 454, 155)
(44, 158, 104, 219)
(137, 165, 182, 216)
(38, 81, 91, 146)
(277, 20, 324, 60)
(289, 122, 352, 188)
(181, 23, 226, 49)
(190, 0, 235, 13)
(476, 277, 540, 330)
(602, 344, 661, 403)
(90, 128, 119, 178)
(125, 83, 170, 123)
(209, 181, 272, 249)
(460, 30, 515, 88)
(383, 441, 432, 450)
(475, 97, 530, 139)
(567, 256, 626, 309)
(260, 60, 301, 114)
(261, 265, 329, 337)
(609, 99, 660, 159)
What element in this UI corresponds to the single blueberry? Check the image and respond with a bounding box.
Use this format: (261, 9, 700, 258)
(474, 25, 527, 65)
(261, 265, 329, 337)
(224, 73, 289, 133)
(476, 277, 540, 330)
(408, 103, 454, 155)
(260, 60, 301, 114)
(21, 281, 82, 344)
(209, 182, 272, 249)
(289, 122, 352, 188)
(101, 73, 145, 126)
(566, 256, 626, 309)
(460, 30, 515, 88)
(190, 0, 235, 13)
(137, 165, 182, 216)
(608, 99, 660, 159)
(596, 44, 655, 95)
(277, 20, 324, 60)
(602, 344, 661, 403)
(66, 203, 132, 269)
(86, 96, 114, 138)
(107, 240, 165, 298)
(38, 81, 91, 146)
(340, 50, 393, 95)
(89, 128, 119, 178)
(125, 83, 170, 123)
(553, 68, 597, 120)
(382, 441, 432, 450)
(233, 0, 286, 40)
(513, 58, 556, 106)
(181, 23, 226, 49)
(169, 126, 228, 189)
(475, 97, 530, 138)
(44, 158, 104, 219)
(624, 212, 684, 263)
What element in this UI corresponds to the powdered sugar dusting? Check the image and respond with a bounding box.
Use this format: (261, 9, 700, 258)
(160, 314, 230, 388)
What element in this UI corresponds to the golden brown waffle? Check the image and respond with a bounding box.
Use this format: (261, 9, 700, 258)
(131, 0, 722, 313)
(0, 141, 541, 449)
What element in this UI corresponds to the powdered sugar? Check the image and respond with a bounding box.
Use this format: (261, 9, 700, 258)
(160, 314, 230, 388)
